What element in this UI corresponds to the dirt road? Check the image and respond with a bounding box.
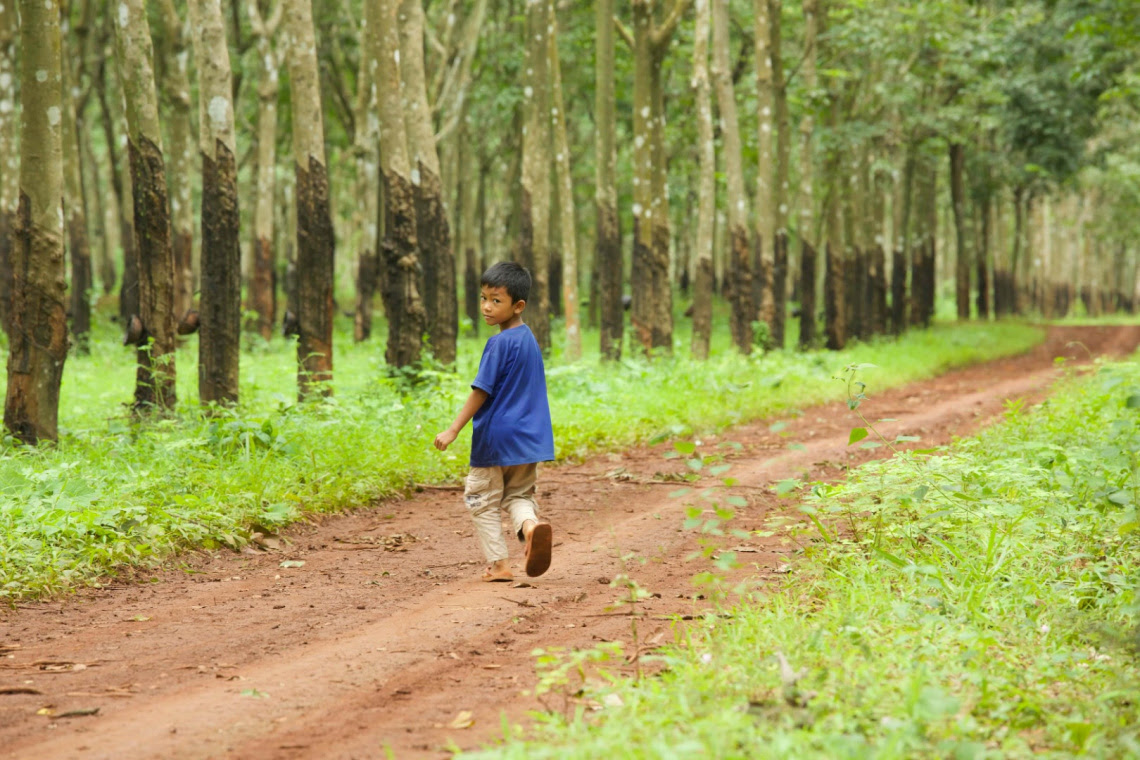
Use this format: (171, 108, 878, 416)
(2, 325, 1138, 760)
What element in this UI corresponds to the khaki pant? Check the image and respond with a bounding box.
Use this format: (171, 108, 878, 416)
(464, 464, 539, 563)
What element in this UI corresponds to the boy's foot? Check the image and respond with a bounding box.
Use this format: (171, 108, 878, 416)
(524, 522, 553, 578)
(481, 566, 514, 582)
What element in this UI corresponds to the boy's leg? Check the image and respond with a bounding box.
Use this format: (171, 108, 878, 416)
(502, 464, 552, 577)
(464, 467, 511, 579)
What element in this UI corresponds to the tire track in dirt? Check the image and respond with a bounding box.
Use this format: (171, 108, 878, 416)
(2, 325, 1137, 760)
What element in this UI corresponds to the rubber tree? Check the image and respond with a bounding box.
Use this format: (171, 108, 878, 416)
(690, 0, 715, 360)
(0, 1, 18, 334)
(400, 0, 457, 364)
(595, 0, 623, 360)
(711, 0, 752, 353)
(4, 0, 67, 443)
(768, 0, 790, 350)
(753, 0, 776, 347)
(797, 0, 819, 350)
(189, 0, 241, 406)
(628, 0, 690, 356)
(549, 2, 580, 361)
(157, 0, 196, 328)
(250, 1, 283, 343)
(284, 0, 336, 397)
(370, 0, 427, 369)
(61, 11, 92, 354)
(949, 141, 972, 320)
(114, 0, 178, 411)
(520, 0, 552, 353)
(353, 1, 380, 343)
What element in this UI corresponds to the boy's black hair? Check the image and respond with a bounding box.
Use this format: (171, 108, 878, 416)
(481, 261, 531, 303)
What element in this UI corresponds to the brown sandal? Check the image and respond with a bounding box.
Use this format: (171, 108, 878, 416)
(524, 523, 553, 577)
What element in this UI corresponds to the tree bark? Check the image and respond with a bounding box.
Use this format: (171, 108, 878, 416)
(596, 0, 622, 360)
(92, 38, 121, 297)
(371, 0, 426, 369)
(949, 141, 971, 321)
(250, 2, 283, 343)
(910, 155, 936, 328)
(400, 0, 457, 364)
(712, 0, 752, 354)
(690, 0, 715, 360)
(458, 118, 480, 336)
(0, 1, 18, 335)
(61, 15, 92, 354)
(868, 161, 888, 336)
(189, 0, 241, 406)
(157, 0, 195, 328)
(285, 0, 336, 396)
(353, 0, 380, 343)
(753, 0, 776, 346)
(796, 0, 818, 350)
(4, 0, 68, 444)
(115, 0, 178, 411)
(890, 146, 914, 334)
(769, 0, 789, 350)
(520, 0, 552, 353)
(549, 4, 580, 361)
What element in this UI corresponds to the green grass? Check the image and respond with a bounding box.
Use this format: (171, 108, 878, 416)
(0, 301, 1042, 601)
(471, 357, 1140, 759)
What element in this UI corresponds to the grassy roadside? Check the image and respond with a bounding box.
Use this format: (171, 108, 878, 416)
(472, 356, 1140, 759)
(0, 315, 1042, 601)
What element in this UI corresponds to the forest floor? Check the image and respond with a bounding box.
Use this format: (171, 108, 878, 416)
(1, 324, 1138, 760)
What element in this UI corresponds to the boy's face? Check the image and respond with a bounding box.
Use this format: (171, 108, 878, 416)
(480, 285, 525, 329)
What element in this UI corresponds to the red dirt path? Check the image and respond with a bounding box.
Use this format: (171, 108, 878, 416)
(2, 325, 1138, 760)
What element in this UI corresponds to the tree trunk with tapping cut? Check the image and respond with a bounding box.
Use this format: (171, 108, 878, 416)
(4, 0, 68, 444)
(0, 1, 18, 335)
(868, 163, 889, 336)
(796, 0, 818, 350)
(250, 2, 283, 343)
(189, 0, 241, 406)
(752, 0, 776, 347)
(690, 0, 715, 360)
(949, 141, 971, 321)
(712, 0, 752, 354)
(891, 146, 914, 334)
(353, 0, 380, 343)
(769, 0, 789, 350)
(549, 4, 580, 361)
(114, 0, 178, 411)
(596, 0, 622, 360)
(158, 0, 195, 328)
(371, 0, 426, 369)
(61, 16, 92, 353)
(519, 0, 552, 353)
(285, 0, 335, 396)
(909, 155, 936, 328)
(400, 0, 457, 364)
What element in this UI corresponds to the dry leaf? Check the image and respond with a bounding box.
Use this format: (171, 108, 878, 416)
(279, 560, 306, 569)
(448, 710, 475, 729)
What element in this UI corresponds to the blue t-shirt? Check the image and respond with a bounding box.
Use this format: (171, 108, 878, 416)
(469, 324, 555, 467)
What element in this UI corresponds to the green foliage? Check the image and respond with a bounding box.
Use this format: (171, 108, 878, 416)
(469, 356, 1140, 759)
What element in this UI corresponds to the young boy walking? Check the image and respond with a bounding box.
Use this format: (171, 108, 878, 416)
(434, 262, 554, 581)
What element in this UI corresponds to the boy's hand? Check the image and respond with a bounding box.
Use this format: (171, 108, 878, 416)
(434, 429, 458, 451)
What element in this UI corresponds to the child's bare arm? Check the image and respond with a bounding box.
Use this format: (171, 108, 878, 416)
(434, 388, 489, 450)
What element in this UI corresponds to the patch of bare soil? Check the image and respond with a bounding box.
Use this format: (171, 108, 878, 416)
(1, 325, 1137, 760)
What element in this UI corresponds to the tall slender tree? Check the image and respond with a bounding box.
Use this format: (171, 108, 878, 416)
(690, 0, 715, 360)
(352, 2, 380, 343)
(250, 1, 283, 343)
(5, 0, 67, 443)
(114, 0, 178, 410)
(61, 10, 92, 353)
(520, 0, 552, 352)
(0, 0, 18, 334)
(797, 0, 819, 350)
(595, 0, 622, 360)
(753, 0, 776, 346)
(400, 0, 457, 363)
(284, 0, 335, 397)
(712, 0, 752, 353)
(370, 0, 426, 368)
(549, 3, 580, 361)
(949, 141, 971, 320)
(769, 0, 790, 350)
(189, 0, 240, 405)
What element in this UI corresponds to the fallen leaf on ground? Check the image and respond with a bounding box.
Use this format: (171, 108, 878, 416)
(36, 662, 87, 673)
(58, 707, 100, 718)
(448, 710, 475, 729)
(130, 615, 151, 622)
(279, 560, 305, 569)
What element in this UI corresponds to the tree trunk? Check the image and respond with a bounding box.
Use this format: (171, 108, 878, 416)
(890, 146, 914, 334)
(821, 68, 846, 351)
(690, 0, 715, 360)
(250, 3, 282, 343)
(459, 119, 480, 336)
(353, 0, 380, 343)
(753, 0, 776, 347)
(976, 193, 991, 319)
(158, 0, 195, 328)
(910, 156, 936, 328)
(61, 17, 92, 354)
(4, 0, 68, 444)
(769, 0, 789, 350)
(520, 0, 552, 352)
(0, 1, 18, 335)
(549, 5, 580, 361)
(595, 0, 622, 360)
(400, 0, 457, 364)
(92, 45, 120, 297)
(712, 0, 752, 354)
(796, 0, 818, 350)
(868, 162, 888, 336)
(189, 0, 241, 406)
(285, 0, 335, 396)
(115, 0, 178, 411)
(949, 141, 971, 321)
(371, 0, 426, 369)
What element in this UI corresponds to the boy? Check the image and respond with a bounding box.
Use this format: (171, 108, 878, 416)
(434, 262, 554, 582)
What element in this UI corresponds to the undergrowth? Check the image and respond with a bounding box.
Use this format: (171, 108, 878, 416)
(473, 357, 1140, 759)
(0, 309, 1041, 601)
